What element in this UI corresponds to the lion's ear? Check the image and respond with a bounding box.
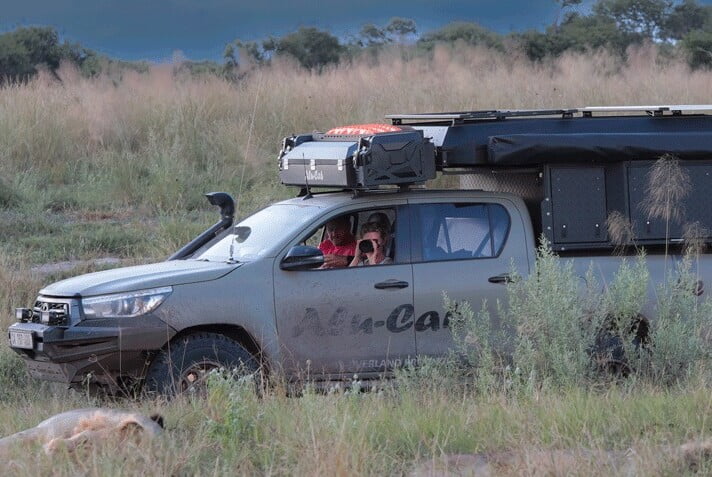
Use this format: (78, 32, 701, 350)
(150, 413, 165, 429)
(119, 420, 143, 438)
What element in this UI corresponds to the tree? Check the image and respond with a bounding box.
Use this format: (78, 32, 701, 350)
(558, 12, 634, 54)
(264, 27, 343, 70)
(229, 40, 266, 65)
(0, 26, 104, 81)
(517, 12, 634, 60)
(385, 17, 417, 42)
(553, 0, 584, 28)
(662, 0, 712, 40)
(682, 29, 712, 68)
(593, 0, 672, 40)
(0, 27, 62, 80)
(358, 23, 387, 47)
(355, 18, 417, 48)
(417, 22, 504, 51)
(223, 43, 237, 68)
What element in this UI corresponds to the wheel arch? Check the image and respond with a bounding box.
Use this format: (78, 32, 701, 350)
(168, 324, 267, 372)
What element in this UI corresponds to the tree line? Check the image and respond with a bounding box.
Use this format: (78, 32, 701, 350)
(0, 26, 146, 83)
(2, 0, 712, 83)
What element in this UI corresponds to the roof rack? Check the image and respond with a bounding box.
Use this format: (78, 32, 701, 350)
(581, 105, 712, 117)
(386, 105, 712, 125)
(386, 109, 578, 124)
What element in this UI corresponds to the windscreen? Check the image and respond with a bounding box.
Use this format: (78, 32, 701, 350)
(194, 203, 322, 262)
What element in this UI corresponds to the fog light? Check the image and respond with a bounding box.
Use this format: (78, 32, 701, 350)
(15, 308, 32, 321)
(40, 310, 55, 324)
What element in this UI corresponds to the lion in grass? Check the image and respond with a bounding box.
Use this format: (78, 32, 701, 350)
(0, 408, 164, 456)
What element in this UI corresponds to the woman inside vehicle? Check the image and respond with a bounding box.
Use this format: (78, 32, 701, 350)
(349, 222, 393, 267)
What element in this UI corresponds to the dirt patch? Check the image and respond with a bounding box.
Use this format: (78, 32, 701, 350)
(30, 258, 122, 275)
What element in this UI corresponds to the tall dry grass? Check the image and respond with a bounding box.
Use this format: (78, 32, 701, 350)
(1, 45, 711, 214)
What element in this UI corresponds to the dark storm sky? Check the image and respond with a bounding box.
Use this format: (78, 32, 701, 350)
(2, 0, 709, 61)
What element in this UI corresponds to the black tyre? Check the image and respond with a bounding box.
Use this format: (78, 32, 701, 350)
(143, 332, 258, 397)
(594, 314, 650, 376)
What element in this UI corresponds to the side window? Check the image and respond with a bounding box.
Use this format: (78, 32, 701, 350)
(304, 225, 325, 248)
(302, 208, 397, 268)
(489, 204, 510, 256)
(417, 203, 510, 262)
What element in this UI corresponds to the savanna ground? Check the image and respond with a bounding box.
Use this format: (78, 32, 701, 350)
(2, 46, 712, 475)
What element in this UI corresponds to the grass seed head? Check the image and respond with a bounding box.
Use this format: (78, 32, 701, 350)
(643, 154, 691, 224)
(606, 210, 636, 253)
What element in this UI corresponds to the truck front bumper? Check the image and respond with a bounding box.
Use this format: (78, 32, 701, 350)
(7, 316, 176, 387)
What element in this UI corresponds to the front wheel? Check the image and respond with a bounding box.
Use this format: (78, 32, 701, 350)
(143, 332, 258, 397)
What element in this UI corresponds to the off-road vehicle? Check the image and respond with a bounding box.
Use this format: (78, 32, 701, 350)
(9, 105, 712, 395)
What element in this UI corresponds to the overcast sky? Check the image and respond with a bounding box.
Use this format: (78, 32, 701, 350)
(2, 0, 710, 61)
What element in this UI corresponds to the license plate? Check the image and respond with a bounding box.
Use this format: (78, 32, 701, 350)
(9, 330, 33, 349)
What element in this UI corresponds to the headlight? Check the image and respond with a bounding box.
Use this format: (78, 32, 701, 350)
(82, 287, 172, 318)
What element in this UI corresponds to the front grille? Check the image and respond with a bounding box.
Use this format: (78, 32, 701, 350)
(23, 300, 71, 326)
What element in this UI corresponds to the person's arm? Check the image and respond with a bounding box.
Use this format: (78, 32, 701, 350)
(348, 240, 363, 267)
(323, 254, 351, 268)
(320, 240, 346, 268)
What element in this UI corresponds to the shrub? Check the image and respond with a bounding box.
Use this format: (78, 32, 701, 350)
(505, 240, 606, 390)
(0, 178, 20, 208)
(0, 350, 33, 402)
(443, 293, 498, 394)
(206, 372, 260, 446)
(642, 256, 712, 383)
(435, 239, 712, 392)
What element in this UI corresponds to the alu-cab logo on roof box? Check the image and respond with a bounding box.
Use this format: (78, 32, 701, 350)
(306, 170, 324, 181)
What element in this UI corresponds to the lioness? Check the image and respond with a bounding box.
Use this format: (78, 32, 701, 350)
(0, 408, 164, 455)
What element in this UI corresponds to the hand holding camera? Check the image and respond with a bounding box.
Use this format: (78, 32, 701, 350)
(358, 239, 374, 254)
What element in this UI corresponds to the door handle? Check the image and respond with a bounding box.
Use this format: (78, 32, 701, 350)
(488, 273, 513, 284)
(374, 279, 409, 290)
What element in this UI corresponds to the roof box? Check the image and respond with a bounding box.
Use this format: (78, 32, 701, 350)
(278, 129, 436, 189)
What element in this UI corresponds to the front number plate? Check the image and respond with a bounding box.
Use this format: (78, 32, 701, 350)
(9, 330, 33, 349)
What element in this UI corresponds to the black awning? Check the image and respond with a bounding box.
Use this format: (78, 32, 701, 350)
(487, 132, 712, 165)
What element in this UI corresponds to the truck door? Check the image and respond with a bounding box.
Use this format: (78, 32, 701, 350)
(408, 198, 531, 358)
(273, 204, 415, 379)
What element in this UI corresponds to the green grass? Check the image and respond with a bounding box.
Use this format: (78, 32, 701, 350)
(1, 48, 712, 475)
(1, 368, 712, 475)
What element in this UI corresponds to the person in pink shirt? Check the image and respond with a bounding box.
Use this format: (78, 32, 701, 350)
(319, 215, 356, 268)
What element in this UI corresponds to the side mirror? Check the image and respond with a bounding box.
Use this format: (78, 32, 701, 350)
(280, 246, 324, 271)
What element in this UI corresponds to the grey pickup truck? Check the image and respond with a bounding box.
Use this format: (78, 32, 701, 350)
(8, 105, 712, 395)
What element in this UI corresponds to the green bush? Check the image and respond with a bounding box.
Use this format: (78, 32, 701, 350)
(643, 257, 712, 383)
(443, 293, 498, 394)
(505, 240, 606, 390)
(432, 240, 712, 393)
(0, 178, 20, 208)
(0, 350, 33, 402)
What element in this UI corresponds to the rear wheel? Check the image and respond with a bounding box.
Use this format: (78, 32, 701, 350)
(143, 332, 258, 397)
(594, 314, 649, 376)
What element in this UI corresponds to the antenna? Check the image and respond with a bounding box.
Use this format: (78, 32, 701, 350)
(301, 152, 313, 200)
(229, 70, 263, 263)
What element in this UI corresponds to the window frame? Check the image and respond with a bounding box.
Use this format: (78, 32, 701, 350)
(292, 204, 411, 269)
